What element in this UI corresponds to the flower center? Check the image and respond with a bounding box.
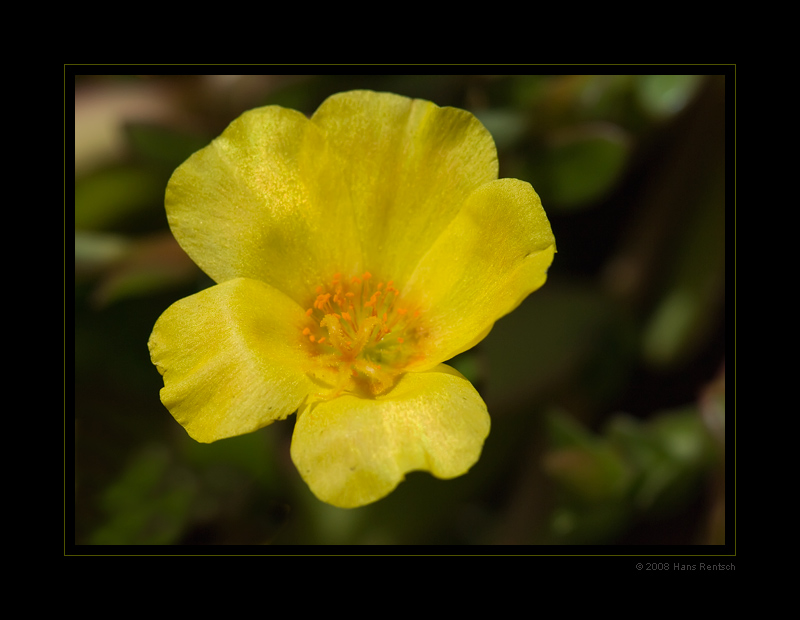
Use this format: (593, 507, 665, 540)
(301, 271, 424, 397)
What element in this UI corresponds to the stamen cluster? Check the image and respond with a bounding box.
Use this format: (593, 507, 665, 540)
(302, 272, 421, 396)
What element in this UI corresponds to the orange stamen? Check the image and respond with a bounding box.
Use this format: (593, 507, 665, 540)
(304, 271, 423, 396)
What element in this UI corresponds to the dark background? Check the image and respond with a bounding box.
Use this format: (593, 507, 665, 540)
(72, 72, 730, 549)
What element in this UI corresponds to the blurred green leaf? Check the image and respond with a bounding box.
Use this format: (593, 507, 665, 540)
(543, 404, 718, 543)
(76, 232, 198, 307)
(74, 230, 131, 278)
(572, 75, 636, 124)
(124, 123, 209, 169)
(642, 138, 725, 367)
(549, 502, 631, 545)
(508, 75, 551, 109)
(90, 445, 196, 545)
(447, 351, 483, 387)
(482, 283, 636, 412)
(181, 428, 282, 491)
(545, 411, 633, 502)
(635, 75, 704, 119)
(543, 412, 635, 544)
(537, 124, 630, 209)
(607, 407, 717, 514)
(472, 109, 529, 151)
(75, 164, 165, 230)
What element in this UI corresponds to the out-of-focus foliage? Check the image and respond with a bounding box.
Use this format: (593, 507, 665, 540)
(72, 73, 729, 548)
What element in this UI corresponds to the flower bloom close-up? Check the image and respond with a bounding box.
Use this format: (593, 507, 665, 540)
(148, 90, 556, 509)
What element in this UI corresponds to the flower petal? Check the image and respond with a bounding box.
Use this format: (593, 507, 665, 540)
(166, 91, 499, 303)
(164, 105, 362, 302)
(290, 364, 490, 508)
(405, 178, 556, 368)
(148, 278, 314, 443)
(309, 90, 499, 284)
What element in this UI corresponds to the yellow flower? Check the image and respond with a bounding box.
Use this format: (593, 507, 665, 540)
(148, 90, 556, 508)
